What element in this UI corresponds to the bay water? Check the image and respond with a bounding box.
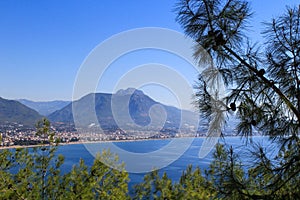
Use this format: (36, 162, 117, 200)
(55, 136, 274, 190)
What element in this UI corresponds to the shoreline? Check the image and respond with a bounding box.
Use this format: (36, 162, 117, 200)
(0, 136, 205, 150)
(0, 135, 267, 150)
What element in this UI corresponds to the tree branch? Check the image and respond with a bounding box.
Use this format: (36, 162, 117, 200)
(223, 45, 300, 122)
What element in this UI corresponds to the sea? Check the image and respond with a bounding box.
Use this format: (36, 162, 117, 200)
(55, 136, 276, 191)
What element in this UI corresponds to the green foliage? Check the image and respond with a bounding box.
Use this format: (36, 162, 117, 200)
(176, 0, 300, 138)
(133, 167, 216, 199)
(205, 143, 300, 199)
(0, 119, 129, 200)
(2, 118, 300, 199)
(3, 3, 300, 196)
(3, 1, 300, 199)
(175, 0, 300, 199)
(132, 143, 300, 199)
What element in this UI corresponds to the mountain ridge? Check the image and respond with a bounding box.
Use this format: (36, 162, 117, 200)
(48, 88, 199, 132)
(0, 97, 43, 127)
(17, 99, 70, 116)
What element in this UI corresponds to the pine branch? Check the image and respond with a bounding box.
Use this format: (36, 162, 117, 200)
(223, 44, 300, 122)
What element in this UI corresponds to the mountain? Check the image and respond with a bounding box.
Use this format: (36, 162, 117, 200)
(17, 99, 70, 116)
(48, 88, 200, 132)
(0, 97, 43, 127)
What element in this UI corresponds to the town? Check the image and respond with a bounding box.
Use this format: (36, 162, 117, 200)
(0, 121, 208, 148)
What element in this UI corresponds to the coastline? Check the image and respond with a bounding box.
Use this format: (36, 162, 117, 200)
(0, 135, 267, 150)
(0, 136, 206, 150)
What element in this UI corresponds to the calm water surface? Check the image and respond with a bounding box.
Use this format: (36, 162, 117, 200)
(56, 136, 274, 190)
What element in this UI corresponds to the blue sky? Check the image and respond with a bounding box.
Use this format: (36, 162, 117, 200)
(0, 0, 299, 109)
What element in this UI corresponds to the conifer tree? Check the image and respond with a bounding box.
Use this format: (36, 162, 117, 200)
(175, 0, 300, 198)
(0, 118, 129, 199)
